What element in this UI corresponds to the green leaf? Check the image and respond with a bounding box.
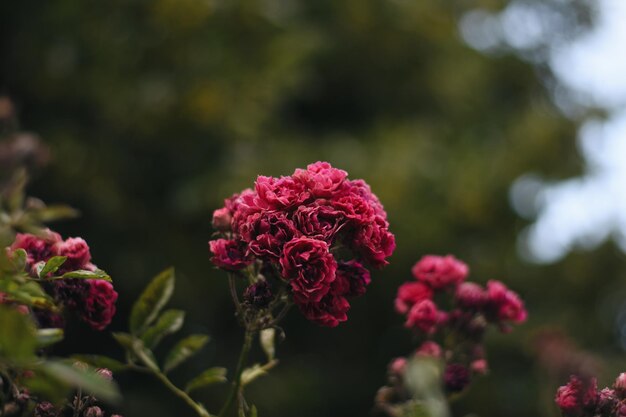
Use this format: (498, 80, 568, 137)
(36, 328, 64, 347)
(0, 306, 38, 362)
(241, 363, 268, 387)
(141, 309, 185, 349)
(4, 168, 27, 212)
(184, 367, 227, 393)
(29, 205, 80, 222)
(6, 282, 56, 310)
(38, 256, 67, 278)
(10, 248, 28, 272)
(404, 358, 450, 417)
(39, 361, 121, 403)
(130, 268, 175, 335)
(22, 367, 72, 403)
(18, 281, 48, 297)
(71, 355, 128, 373)
(249, 405, 258, 417)
(163, 334, 208, 374)
(259, 328, 275, 361)
(60, 269, 111, 281)
(112, 332, 159, 372)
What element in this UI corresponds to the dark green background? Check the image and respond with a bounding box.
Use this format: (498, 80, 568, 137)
(2, 1, 624, 416)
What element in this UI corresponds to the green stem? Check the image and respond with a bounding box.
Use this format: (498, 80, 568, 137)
(228, 274, 246, 325)
(218, 330, 254, 417)
(152, 371, 212, 417)
(128, 365, 212, 417)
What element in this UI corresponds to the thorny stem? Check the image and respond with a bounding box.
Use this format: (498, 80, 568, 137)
(218, 330, 253, 417)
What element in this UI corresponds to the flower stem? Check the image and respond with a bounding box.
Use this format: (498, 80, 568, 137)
(218, 329, 254, 417)
(152, 371, 212, 417)
(228, 274, 245, 325)
(128, 365, 212, 417)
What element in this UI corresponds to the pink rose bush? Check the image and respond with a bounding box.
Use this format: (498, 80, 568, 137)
(378, 254, 526, 412)
(208, 161, 394, 327)
(6, 229, 117, 330)
(555, 373, 626, 417)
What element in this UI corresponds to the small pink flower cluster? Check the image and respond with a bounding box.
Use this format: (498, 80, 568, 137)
(556, 373, 626, 417)
(393, 254, 526, 392)
(8, 229, 117, 330)
(209, 162, 395, 327)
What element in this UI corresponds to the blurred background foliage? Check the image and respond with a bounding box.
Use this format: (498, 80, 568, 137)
(1, 0, 624, 416)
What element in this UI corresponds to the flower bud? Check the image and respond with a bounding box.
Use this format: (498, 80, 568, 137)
(598, 388, 618, 414)
(470, 359, 488, 375)
(72, 361, 89, 372)
(615, 372, 626, 398)
(84, 406, 104, 417)
(97, 368, 113, 380)
(243, 281, 273, 309)
(34, 402, 58, 417)
(388, 357, 407, 376)
(212, 208, 232, 231)
(414, 341, 442, 358)
(444, 363, 470, 393)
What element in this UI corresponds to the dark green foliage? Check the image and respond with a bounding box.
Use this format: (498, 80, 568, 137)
(0, 1, 610, 416)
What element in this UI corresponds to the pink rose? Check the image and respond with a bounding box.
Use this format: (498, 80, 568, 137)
(598, 388, 618, 415)
(405, 299, 439, 334)
(209, 239, 251, 271)
(331, 260, 371, 297)
(455, 282, 487, 309)
(415, 341, 442, 358)
(82, 280, 118, 330)
(53, 237, 92, 271)
(555, 375, 598, 417)
(470, 359, 488, 375)
(57, 280, 118, 331)
(292, 202, 345, 243)
(280, 237, 337, 304)
(10, 229, 61, 266)
(239, 212, 299, 260)
(411, 255, 468, 289)
(231, 189, 263, 232)
(212, 207, 232, 231)
(485, 280, 527, 324)
(336, 179, 387, 219)
(254, 175, 311, 210)
(351, 216, 395, 268)
(331, 193, 376, 225)
(615, 373, 626, 397)
(395, 281, 433, 314)
(298, 294, 350, 327)
(292, 161, 348, 198)
(388, 357, 407, 376)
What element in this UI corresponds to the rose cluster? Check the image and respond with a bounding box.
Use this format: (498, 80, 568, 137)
(392, 254, 527, 392)
(209, 162, 395, 327)
(7, 229, 117, 330)
(555, 373, 626, 417)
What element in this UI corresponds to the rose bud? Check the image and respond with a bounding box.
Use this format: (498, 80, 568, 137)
(615, 372, 626, 398)
(212, 207, 232, 231)
(84, 406, 104, 417)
